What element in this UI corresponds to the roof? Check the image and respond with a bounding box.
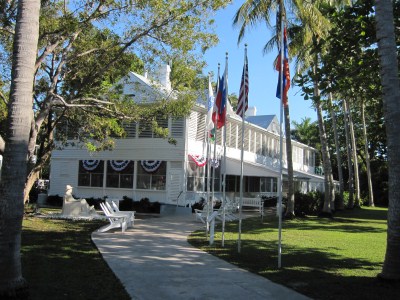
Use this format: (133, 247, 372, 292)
(245, 115, 276, 129)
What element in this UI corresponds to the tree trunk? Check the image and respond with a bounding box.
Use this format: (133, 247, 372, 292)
(0, 135, 4, 154)
(375, 0, 400, 281)
(0, 0, 40, 297)
(348, 102, 360, 207)
(284, 104, 295, 218)
(343, 99, 354, 208)
(313, 61, 333, 216)
(361, 100, 374, 207)
(329, 92, 344, 210)
(315, 97, 333, 215)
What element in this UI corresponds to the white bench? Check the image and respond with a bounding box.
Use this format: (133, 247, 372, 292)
(236, 197, 264, 216)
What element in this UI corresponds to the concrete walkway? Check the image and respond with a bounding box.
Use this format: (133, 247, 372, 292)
(92, 212, 310, 300)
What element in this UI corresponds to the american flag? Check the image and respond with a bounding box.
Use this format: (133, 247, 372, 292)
(236, 49, 249, 118)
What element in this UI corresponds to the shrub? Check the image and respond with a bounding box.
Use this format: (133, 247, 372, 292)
(293, 191, 324, 216)
(46, 195, 63, 207)
(262, 196, 277, 208)
(118, 196, 160, 213)
(119, 196, 134, 211)
(191, 198, 205, 213)
(85, 197, 103, 210)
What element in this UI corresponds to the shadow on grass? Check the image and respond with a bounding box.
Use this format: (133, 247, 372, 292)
(189, 207, 396, 300)
(189, 235, 398, 300)
(22, 218, 130, 300)
(237, 212, 387, 234)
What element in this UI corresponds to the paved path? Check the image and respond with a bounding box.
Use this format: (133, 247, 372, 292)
(92, 213, 310, 300)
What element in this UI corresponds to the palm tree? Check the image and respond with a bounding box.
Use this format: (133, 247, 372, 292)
(348, 101, 361, 207)
(328, 92, 345, 210)
(291, 117, 319, 147)
(233, 1, 297, 218)
(233, 0, 347, 216)
(0, 0, 41, 297)
(360, 99, 374, 207)
(375, 0, 400, 281)
(343, 98, 355, 208)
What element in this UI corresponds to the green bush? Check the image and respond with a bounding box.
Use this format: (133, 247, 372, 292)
(261, 196, 277, 207)
(46, 194, 63, 207)
(118, 196, 160, 213)
(191, 198, 205, 213)
(293, 191, 324, 216)
(85, 197, 104, 210)
(342, 191, 350, 207)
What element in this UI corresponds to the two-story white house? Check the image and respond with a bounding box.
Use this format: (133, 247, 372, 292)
(48, 64, 324, 205)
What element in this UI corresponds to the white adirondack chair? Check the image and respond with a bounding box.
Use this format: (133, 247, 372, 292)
(98, 202, 128, 233)
(105, 201, 135, 227)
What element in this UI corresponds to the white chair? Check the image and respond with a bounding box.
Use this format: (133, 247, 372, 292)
(105, 201, 135, 227)
(194, 202, 213, 223)
(98, 202, 128, 233)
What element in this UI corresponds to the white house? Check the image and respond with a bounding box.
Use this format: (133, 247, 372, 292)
(48, 65, 324, 205)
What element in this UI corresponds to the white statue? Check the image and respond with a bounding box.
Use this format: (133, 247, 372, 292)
(62, 185, 96, 216)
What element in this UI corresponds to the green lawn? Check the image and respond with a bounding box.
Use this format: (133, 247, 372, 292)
(21, 209, 130, 300)
(188, 207, 399, 300)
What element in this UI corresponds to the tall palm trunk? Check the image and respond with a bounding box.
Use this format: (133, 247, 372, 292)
(375, 0, 400, 280)
(343, 99, 354, 208)
(0, 0, 40, 297)
(348, 103, 360, 206)
(284, 104, 295, 218)
(315, 96, 333, 215)
(361, 100, 374, 207)
(313, 61, 333, 215)
(329, 92, 344, 210)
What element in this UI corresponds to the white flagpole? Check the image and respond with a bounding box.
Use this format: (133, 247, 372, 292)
(277, 10, 284, 269)
(211, 64, 220, 238)
(206, 73, 212, 243)
(222, 53, 228, 247)
(238, 45, 247, 253)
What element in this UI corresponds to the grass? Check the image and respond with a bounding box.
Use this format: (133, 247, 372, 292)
(21, 208, 130, 300)
(188, 207, 399, 300)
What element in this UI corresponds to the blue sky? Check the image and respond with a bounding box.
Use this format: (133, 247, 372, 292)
(203, 2, 317, 124)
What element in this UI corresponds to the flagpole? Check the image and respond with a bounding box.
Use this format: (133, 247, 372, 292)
(222, 53, 228, 248)
(277, 9, 284, 269)
(212, 64, 220, 239)
(206, 73, 212, 243)
(238, 45, 248, 253)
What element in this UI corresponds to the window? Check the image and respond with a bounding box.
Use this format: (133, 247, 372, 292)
(255, 132, 262, 155)
(186, 160, 205, 191)
(228, 123, 237, 148)
(204, 161, 221, 192)
(138, 116, 169, 138)
(138, 122, 153, 138)
(122, 122, 136, 138)
(137, 161, 166, 190)
(196, 112, 206, 142)
(106, 160, 134, 188)
(78, 160, 104, 187)
(171, 118, 184, 137)
(225, 175, 238, 192)
(247, 176, 260, 193)
(260, 177, 278, 193)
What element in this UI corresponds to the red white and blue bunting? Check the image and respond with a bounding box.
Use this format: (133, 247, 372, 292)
(188, 154, 207, 167)
(110, 160, 131, 171)
(82, 160, 100, 171)
(210, 158, 219, 168)
(141, 160, 162, 173)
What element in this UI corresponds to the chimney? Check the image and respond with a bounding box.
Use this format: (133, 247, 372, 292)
(246, 106, 257, 117)
(156, 64, 172, 91)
